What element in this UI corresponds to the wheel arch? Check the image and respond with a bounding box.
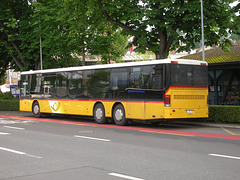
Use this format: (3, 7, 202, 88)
(93, 101, 105, 115)
(111, 102, 124, 118)
(32, 100, 39, 110)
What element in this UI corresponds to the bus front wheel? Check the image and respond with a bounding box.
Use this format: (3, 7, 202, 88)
(93, 103, 107, 124)
(32, 101, 42, 118)
(113, 104, 128, 126)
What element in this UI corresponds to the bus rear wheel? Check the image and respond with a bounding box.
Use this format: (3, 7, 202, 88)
(32, 101, 42, 118)
(93, 103, 108, 124)
(113, 104, 128, 126)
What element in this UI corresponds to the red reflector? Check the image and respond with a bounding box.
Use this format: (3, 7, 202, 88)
(171, 61, 178, 64)
(201, 63, 207, 66)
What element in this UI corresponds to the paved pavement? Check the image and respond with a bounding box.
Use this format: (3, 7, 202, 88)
(0, 111, 240, 129)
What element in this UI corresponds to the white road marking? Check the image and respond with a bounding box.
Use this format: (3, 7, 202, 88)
(78, 130, 94, 133)
(109, 173, 145, 180)
(4, 126, 25, 130)
(209, 153, 240, 160)
(0, 147, 42, 159)
(0, 132, 10, 135)
(74, 135, 111, 142)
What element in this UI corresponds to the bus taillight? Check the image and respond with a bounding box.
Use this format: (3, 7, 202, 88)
(164, 95, 171, 107)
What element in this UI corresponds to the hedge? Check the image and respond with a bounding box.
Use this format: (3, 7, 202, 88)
(208, 105, 240, 124)
(0, 99, 19, 111)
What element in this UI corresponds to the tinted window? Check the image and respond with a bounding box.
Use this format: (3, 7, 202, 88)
(42, 74, 57, 97)
(128, 65, 164, 100)
(30, 74, 42, 94)
(85, 69, 110, 99)
(170, 64, 208, 86)
(56, 72, 68, 98)
(20, 75, 30, 97)
(109, 68, 128, 99)
(69, 71, 84, 99)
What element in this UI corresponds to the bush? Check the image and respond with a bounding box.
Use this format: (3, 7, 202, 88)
(0, 92, 15, 100)
(208, 105, 240, 124)
(0, 99, 19, 111)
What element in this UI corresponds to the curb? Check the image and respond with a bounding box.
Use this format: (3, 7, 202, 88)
(169, 120, 240, 129)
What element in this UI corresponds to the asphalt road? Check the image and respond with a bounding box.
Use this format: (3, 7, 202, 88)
(0, 112, 240, 180)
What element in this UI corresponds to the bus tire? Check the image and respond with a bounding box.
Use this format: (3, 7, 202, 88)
(32, 101, 42, 118)
(113, 104, 128, 126)
(93, 103, 107, 124)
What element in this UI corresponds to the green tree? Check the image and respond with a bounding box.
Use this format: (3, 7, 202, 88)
(32, 0, 81, 68)
(0, 0, 82, 74)
(96, 0, 239, 59)
(0, 0, 39, 71)
(65, 0, 129, 64)
(89, 28, 129, 64)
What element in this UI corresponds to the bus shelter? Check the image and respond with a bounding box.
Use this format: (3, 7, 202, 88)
(180, 44, 240, 105)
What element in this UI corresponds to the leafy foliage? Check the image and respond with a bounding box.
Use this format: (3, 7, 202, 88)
(96, 0, 239, 59)
(1, 0, 239, 85)
(65, 0, 129, 64)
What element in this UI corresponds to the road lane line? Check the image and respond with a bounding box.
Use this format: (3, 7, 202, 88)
(209, 153, 240, 160)
(0, 132, 10, 135)
(221, 128, 237, 135)
(140, 130, 194, 137)
(74, 135, 111, 142)
(109, 173, 145, 180)
(4, 126, 25, 130)
(0, 147, 42, 158)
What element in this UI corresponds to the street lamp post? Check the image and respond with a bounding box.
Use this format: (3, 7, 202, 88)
(201, 0, 205, 61)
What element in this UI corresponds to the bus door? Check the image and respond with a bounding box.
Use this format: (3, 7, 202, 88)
(126, 89, 145, 119)
(42, 72, 69, 114)
(127, 65, 165, 120)
(126, 67, 146, 119)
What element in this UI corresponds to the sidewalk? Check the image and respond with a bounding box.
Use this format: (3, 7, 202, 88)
(1, 111, 240, 129)
(0, 111, 33, 117)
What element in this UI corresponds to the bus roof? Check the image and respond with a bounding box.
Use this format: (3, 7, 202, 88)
(21, 59, 208, 75)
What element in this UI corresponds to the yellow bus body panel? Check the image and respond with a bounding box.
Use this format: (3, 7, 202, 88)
(164, 86, 208, 119)
(19, 99, 33, 112)
(144, 102, 164, 120)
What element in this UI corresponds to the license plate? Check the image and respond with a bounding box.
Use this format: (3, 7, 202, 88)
(187, 110, 193, 114)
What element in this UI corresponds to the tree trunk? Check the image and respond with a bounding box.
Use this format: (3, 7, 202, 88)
(155, 30, 171, 60)
(155, 50, 169, 60)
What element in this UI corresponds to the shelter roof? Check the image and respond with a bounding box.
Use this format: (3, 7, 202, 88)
(179, 44, 240, 64)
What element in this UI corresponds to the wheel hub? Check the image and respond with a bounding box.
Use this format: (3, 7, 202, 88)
(95, 108, 103, 120)
(115, 109, 123, 121)
(33, 105, 39, 114)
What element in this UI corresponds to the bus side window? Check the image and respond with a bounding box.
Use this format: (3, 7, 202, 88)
(20, 75, 30, 97)
(130, 67, 141, 88)
(56, 73, 68, 98)
(110, 68, 128, 99)
(30, 74, 42, 94)
(69, 71, 83, 98)
(85, 69, 110, 99)
(42, 74, 56, 97)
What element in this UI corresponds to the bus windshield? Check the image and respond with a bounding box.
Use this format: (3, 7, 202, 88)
(170, 64, 208, 87)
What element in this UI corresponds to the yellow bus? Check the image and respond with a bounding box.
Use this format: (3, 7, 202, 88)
(19, 59, 208, 125)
